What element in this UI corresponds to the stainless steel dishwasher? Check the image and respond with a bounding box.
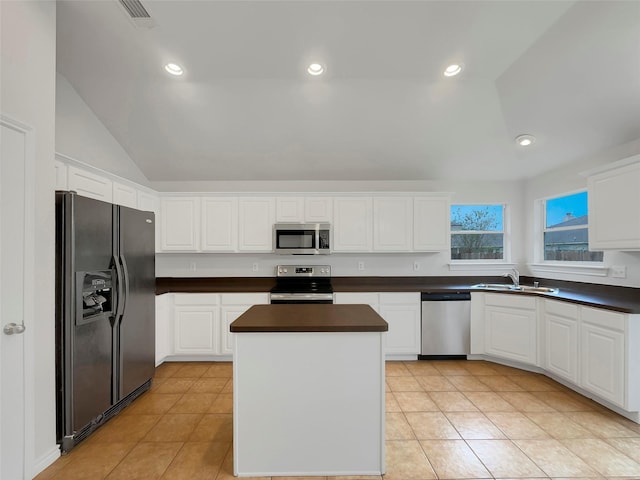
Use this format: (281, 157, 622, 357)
(420, 292, 471, 359)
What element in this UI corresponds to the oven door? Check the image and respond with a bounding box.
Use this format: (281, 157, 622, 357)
(270, 293, 334, 304)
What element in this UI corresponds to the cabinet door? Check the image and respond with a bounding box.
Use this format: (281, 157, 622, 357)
(373, 197, 412, 251)
(174, 306, 220, 355)
(545, 313, 579, 384)
(588, 159, 640, 250)
(485, 305, 537, 365)
(238, 197, 275, 251)
(414, 196, 450, 251)
(220, 294, 269, 355)
(276, 197, 304, 222)
(202, 197, 238, 252)
(67, 165, 113, 202)
(379, 293, 421, 355)
(333, 197, 373, 252)
(334, 292, 379, 312)
(580, 321, 625, 407)
(305, 197, 333, 222)
(160, 197, 200, 251)
(113, 182, 137, 209)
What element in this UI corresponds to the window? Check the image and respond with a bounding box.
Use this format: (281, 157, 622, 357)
(543, 191, 603, 262)
(451, 204, 505, 260)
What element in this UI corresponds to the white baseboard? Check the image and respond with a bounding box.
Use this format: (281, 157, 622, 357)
(31, 445, 60, 479)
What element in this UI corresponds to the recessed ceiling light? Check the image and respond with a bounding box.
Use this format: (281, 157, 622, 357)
(516, 134, 536, 147)
(307, 63, 324, 76)
(443, 64, 463, 77)
(164, 63, 184, 76)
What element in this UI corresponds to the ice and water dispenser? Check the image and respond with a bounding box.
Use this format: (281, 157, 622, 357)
(76, 270, 114, 325)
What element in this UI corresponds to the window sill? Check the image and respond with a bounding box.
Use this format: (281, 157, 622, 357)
(528, 263, 608, 277)
(448, 262, 516, 273)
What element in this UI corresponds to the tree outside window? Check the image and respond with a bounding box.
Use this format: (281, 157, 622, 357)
(451, 205, 504, 260)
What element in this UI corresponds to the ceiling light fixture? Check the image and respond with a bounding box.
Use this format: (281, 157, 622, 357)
(307, 63, 324, 76)
(443, 64, 463, 77)
(516, 134, 536, 147)
(164, 63, 184, 76)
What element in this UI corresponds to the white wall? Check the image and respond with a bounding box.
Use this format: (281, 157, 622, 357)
(524, 138, 640, 287)
(0, 0, 58, 476)
(56, 73, 150, 186)
(155, 179, 525, 278)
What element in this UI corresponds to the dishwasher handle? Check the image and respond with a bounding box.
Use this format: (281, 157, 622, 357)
(421, 292, 471, 301)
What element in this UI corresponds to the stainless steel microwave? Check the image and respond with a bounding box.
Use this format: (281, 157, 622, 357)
(273, 223, 331, 255)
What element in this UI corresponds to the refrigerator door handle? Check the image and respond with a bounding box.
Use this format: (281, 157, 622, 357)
(119, 255, 130, 320)
(112, 256, 125, 320)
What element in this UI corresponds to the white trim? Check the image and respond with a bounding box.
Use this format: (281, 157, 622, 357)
(528, 263, 608, 277)
(0, 115, 37, 479)
(31, 446, 61, 478)
(449, 262, 516, 272)
(579, 153, 640, 177)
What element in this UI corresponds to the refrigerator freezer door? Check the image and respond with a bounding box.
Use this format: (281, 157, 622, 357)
(116, 206, 156, 400)
(56, 193, 114, 443)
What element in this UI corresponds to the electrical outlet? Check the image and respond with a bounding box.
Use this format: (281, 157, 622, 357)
(190, 261, 197, 272)
(252, 263, 259, 272)
(413, 262, 420, 271)
(611, 265, 627, 278)
(358, 261, 365, 271)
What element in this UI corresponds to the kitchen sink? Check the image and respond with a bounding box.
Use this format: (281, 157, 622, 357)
(471, 283, 559, 294)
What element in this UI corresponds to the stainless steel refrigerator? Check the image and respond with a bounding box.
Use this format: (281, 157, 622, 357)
(55, 191, 155, 452)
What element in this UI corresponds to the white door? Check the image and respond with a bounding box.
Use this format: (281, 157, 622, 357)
(1, 116, 34, 479)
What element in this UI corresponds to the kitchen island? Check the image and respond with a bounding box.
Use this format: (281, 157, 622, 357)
(230, 304, 388, 477)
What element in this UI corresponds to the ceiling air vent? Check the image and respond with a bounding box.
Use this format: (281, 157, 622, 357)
(117, 0, 156, 28)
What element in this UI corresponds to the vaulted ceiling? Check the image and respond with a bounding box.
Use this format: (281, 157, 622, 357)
(56, 0, 640, 182)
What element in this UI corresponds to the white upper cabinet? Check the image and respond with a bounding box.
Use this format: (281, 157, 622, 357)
(202, 197, 238, 252)
(304, 197, 333, 222)
(276, 196, 333, 223)
(333, 197, 373, 252)
(373, 197, 413, 251)
(238, 197, 275, 251)
(587, 155, 640, 250)
(413, 195, 450, 251)
(137, 191, 158, 213)
(112, 181, 137, 209)
(160, 197, 201, 251)
(276, 197, 305, 223)
(67, 165, 113, 203)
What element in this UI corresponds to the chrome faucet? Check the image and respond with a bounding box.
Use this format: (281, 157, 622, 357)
(503, 269, 520, 288)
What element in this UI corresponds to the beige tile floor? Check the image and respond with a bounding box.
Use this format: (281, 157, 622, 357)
(35, 360, 640, 480)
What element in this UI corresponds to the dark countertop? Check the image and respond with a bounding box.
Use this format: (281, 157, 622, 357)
(156, 275, 640, 314)
(229, 304, 389, 333)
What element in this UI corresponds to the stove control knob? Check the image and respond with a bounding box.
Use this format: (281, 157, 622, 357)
(283, 268, 288, 273)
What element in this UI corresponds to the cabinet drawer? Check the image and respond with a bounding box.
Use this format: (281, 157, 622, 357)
(581, 306, 625, 332)
(544, 299, 578, 319)
(221, 293, 269, 305)
(484, 293, 536, 310)
(174, 294, 220, 306)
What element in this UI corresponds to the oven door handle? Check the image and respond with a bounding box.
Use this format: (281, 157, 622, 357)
(270, 293, 334, 302)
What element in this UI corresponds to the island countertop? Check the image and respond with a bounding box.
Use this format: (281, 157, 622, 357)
(229, 304, 389, 333)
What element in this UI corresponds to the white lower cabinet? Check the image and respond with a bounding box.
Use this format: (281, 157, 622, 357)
(544, 299, 579, 384)
(483, 293, 538, 366)
(173, 294, 221, 355)
(334, 292, 420, 357)
(580, 306, 626, 407)
(472, 292, 640, 420)
(220, 293, 270, 355)
(165, 293, 269, 359)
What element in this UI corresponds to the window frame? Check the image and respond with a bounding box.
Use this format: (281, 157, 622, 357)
(449, 203, 510, 266)
(530, 189, 607, 277)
